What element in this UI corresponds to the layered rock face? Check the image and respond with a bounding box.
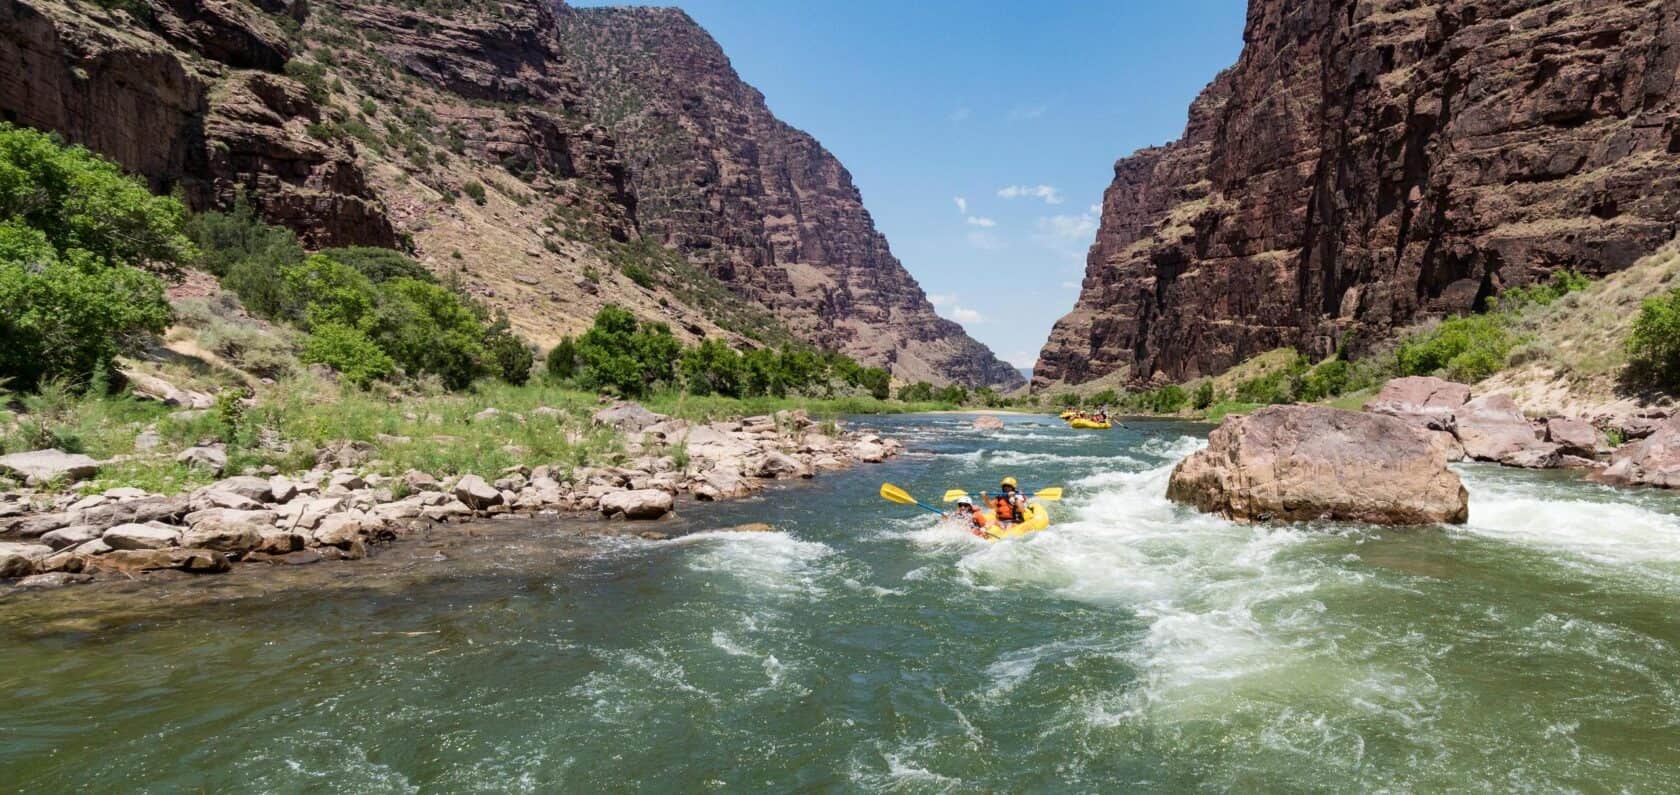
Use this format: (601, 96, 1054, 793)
(1038, 0, 1680, 388)
(555, 6, 1023, 389)
(0, 0, 394, 247)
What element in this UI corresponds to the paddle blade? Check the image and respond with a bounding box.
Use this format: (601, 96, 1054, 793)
(879, 483, 916, 505)
(942, 490, 970, 503)
(1033, 487, 1064, 501)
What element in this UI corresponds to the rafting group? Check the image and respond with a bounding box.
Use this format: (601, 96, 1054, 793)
(880, 477, 1059, 542)
(1059, 406, 1114, 430)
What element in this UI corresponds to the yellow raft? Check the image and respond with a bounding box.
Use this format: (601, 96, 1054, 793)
(1058, 410, 1077, 420)
(977, 502, 1051, 541)
(1067, 418, 1112, 430)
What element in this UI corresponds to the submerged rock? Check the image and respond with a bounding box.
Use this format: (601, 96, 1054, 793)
(1167, 405, 1468, 525)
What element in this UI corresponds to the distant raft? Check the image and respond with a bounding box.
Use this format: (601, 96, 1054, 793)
(1067, 418, 1112, 430)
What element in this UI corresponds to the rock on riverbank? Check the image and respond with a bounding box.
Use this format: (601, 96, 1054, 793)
(0, 405, 902, 590)
(1168, 405, 1469, 525)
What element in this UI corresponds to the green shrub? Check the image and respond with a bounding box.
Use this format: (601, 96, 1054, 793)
(301, 323, 394, 387)
(622, 262, 655, 289)
(1626, 287, 1680, 390)
(282, 254, 378, 329)
(898, 381, 935, 402)
(1295, 358, 1351, 402)
(1398, 315, 1515, 384)
(1496, 269, 1591, 311)
(681, 338, 744, 397)
(1088, 388, 1118, 406)
(461, 180, 487, 205)
(0, 234, 171, 390)
(368, 278, 489, 390)
(1055, 392, 1081, 408)
(317, 246, 435, 283)
(1192, 381, 1216, 410)
(284, 59, 330, 103)
(484, 315, 533, 386)
(546, 336, 578, 381)
(1234, 370, 1293, 404)
(857, 367, 891, 400)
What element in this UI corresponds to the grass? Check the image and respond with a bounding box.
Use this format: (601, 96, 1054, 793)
(4, 374, 963, 495)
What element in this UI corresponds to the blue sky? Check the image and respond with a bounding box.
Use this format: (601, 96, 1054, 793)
(572, 0, 1249, 371)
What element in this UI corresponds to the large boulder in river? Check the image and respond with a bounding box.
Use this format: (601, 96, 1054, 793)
(1167, 405, 1468, 525)
(1454, 395, 1557, 466)
(1593, 415, 1680, 488)
(599, 489, 673, 520)
(1364, 377, 1469, 431)
(972, 415, 1005, 431)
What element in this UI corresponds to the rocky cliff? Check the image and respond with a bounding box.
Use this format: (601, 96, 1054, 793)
(1036, 0, 1680, 388)
(0, 0, 1016, 388)
(555, 6, 1022, 389)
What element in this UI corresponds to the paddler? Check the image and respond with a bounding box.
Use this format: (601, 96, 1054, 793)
(981, 477, 1029, 528)
(949, 496, 989, 538)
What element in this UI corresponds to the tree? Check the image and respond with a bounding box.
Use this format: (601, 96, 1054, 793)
(1627, 288, 1680, 390)
(857, 367, 891, 400)
(898, 381, 935, 402)
(484, 313, 532, 386)
(300, 323, 394, 388)
(546, 336, 578, 381)
(681, 338, 744, 397)
(369, 277, 490, 390)
(316, 246, 436, 284)
(0, 123, 196, 278)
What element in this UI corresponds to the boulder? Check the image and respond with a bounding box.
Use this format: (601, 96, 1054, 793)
(14, 572, 92, 589)
(1454, 395, 1546, 464)
(2, 511, 77, 538)
(102, 523, 181, 550)
(267, 476, 300, 503)
(697, 470, 751, 500)
(599, 489, 674, 520)
(0, 449, 100, 485)
(1502, 446, 1562, 470)
(207, 475, 274, 502)
(453, 474, 502, 509)
(756, 451, 812, 479)
(593, 402, 665, 432)
(1363, 377, 1470, 431)
(256, 532, 307, 554)
(246, 548, 322, 566)
(40, 525, 102, 550)
(972, 415, 1006, 431)
(1167, 405, 1468, 525)
(89, 548, 230, 574)
(176, 445, 228, 475)
(274, 497, 342, 531)
(181, 523, 264, 554)
(1594, 416, 1680, 489)
(312, 514, 363, 547)
(403, 470, 440, 492)
(123, 369, 214, 409)
(316, 440, 376, 468)
(1544, 418, 1601, 459)
(75, 496, 189, 531)
(854, 441, 887, 463)
(191, 490, 264, 512)
(0, 542, 53, 578)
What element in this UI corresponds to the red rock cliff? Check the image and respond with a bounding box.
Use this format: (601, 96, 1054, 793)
(1036, 0, 1680, 388)
(555, 6, 1024, 389)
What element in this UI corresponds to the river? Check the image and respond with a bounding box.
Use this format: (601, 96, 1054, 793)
(3, 414, 1679, 791)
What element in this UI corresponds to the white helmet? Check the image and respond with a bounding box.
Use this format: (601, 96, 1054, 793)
(956, 496, 974, 507)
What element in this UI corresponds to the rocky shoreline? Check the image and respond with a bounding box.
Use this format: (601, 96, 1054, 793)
(0, 403, 902, 592)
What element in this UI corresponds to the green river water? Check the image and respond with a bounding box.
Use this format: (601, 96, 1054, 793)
(3, 414, 1680, 792)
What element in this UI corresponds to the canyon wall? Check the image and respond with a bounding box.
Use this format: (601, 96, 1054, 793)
(1036, 0, 1680, 388)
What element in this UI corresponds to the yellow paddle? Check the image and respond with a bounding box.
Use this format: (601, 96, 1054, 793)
(943, 487, 1063, 502)
(880, 483, 945, 515)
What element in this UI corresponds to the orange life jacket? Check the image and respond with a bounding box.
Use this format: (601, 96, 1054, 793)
(992, 496, 1018, 522)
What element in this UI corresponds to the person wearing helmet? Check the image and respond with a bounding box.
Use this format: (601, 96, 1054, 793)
(981, 477, 1029, 528)
(948, 495, 988, 537)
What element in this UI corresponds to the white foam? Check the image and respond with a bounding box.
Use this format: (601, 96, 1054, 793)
(1458, 468, 1680, 576)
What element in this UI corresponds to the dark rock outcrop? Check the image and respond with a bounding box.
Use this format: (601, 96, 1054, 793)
(0, 0, 394, 247)
(555, 6, 1023, 389)
(1168, 405, 1469, 525)
(1038, 0, 1680, 388)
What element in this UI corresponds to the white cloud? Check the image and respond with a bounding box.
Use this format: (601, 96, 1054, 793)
(1089, 204, 1102, 215)
(1038, 212, 1097, 240)
(1002, 351, 1039, 369)
(929, 292, 985, 325)
(953, 196, 968, 215)
(1008, 105, 1047, 121)
(997, 184, 1064, 205)
(966, 216, 996, 228)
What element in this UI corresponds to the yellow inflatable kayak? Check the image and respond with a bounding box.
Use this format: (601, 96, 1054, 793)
(977, 502, 1051, 541)
(1067, 418, 1112, 429)
(1058, 410, 1077, 420)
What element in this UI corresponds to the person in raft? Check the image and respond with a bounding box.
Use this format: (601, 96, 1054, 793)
(950, 496, 989, 537)
(981, 477, 1029, 529)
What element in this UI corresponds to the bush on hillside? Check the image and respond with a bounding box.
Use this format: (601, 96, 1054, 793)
(1398, 315, 1515, 384)
(484, 314, 532, 386)
(317, 246, 437, 284)
(681, 338, 745, 397)
(1626, 287, 1680, 391)
(0, 124, 191, 390)
(301, 323, 394, 388)
(546, 336, 578, 381)
(897, 381, 935, 402)
(1192, 381, 1217, 410)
